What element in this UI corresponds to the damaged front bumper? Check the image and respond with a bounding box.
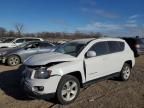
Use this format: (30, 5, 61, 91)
(21, 75, 61, 100)
(21, 79, 55, 99)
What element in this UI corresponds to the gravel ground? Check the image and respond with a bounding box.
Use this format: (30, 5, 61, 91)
(0, 56, 144, 108)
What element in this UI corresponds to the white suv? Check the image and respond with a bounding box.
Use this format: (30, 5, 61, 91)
(0, 37, 44, 48)
(22, 38, 135, 104)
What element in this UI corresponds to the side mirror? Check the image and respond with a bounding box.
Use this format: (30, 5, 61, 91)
(86, 51, 96, 58)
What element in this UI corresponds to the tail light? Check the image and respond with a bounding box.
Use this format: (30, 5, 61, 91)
(135, 44, 140, 48)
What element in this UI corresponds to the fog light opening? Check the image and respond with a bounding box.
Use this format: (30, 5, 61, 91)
(34, 86, 44, 91)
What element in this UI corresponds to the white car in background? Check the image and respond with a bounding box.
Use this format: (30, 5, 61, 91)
(22, 38, 135, 104)
(0, 37, 44, 48)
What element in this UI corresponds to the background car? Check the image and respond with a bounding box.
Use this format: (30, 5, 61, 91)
(0, 41, 55, 66)
(0, 37, 44, 48)
(0, 37, 8, 43)
(122, 37, 144, 57)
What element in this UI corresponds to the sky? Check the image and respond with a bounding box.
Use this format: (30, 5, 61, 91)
(0, 0, 144, 37)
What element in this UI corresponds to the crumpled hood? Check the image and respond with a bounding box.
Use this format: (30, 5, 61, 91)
(24, 52, 76, 66)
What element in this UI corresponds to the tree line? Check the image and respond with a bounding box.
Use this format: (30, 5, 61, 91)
(0, 25, 104, 40)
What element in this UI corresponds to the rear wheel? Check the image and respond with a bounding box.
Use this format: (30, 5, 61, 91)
(56, 75, 80, 105)
(120, 63, 131, 81)
(7, 55, 20, 66)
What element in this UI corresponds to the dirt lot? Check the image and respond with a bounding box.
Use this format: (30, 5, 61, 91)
(0, 56, 144, 108)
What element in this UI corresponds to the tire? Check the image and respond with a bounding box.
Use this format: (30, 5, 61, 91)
(120, 63, 131, 81)
(56, 75, 80, 105)
(7, 55, 21, 66)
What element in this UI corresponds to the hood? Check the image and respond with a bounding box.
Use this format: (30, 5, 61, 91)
(0, 47, 21, 55)
(24, 52, 76, 66)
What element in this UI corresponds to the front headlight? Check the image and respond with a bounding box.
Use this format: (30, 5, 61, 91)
(34, 67, 52, 79)
(0, 51, 7, 56)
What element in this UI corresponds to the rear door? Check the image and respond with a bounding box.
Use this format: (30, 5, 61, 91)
(107, 41, 125, 74)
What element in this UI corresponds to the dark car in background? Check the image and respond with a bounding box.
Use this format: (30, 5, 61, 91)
(0, 41, 55, 66)
(122, 37, 144, 57)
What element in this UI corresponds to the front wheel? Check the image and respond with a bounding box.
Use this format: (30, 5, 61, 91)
(56, 75, 80, 105)
(120, 63, 131, 81)
(7, 55, 20, 66)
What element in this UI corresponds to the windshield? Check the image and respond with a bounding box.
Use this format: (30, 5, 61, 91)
(3, 38, 14, 43)
(55, 42, 87, 57)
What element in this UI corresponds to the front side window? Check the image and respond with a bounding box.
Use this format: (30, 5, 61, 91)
(89, 42, 109, 56)
(26, 42, 40, 49)
(40, 42, 53, 48)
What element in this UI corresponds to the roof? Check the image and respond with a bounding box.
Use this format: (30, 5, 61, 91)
(71, 38, 96, 44)
(70, 37, 125, 44)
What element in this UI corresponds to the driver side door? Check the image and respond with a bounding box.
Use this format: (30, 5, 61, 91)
(84, 41, 111, 81)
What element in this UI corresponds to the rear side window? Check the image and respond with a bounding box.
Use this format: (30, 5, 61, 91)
(15, 39, 25, 43)
(108, 41, 125, 53)
(40, 42, 53, 48)
(89, 42, 109, 56)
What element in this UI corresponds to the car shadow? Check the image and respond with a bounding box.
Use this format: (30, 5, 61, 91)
(0, 65, 58, 104)
(0, 65, 30, 100)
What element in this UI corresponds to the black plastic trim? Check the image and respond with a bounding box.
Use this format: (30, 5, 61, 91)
(83, 61, 86, 80)
(83, 72, 120, 87)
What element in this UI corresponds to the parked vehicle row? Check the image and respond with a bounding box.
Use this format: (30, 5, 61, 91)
(0, 37, 44, 48)
(1, 37, 144, 58)
(0, 41, 55, 66)
(21, 38, 135, 104)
